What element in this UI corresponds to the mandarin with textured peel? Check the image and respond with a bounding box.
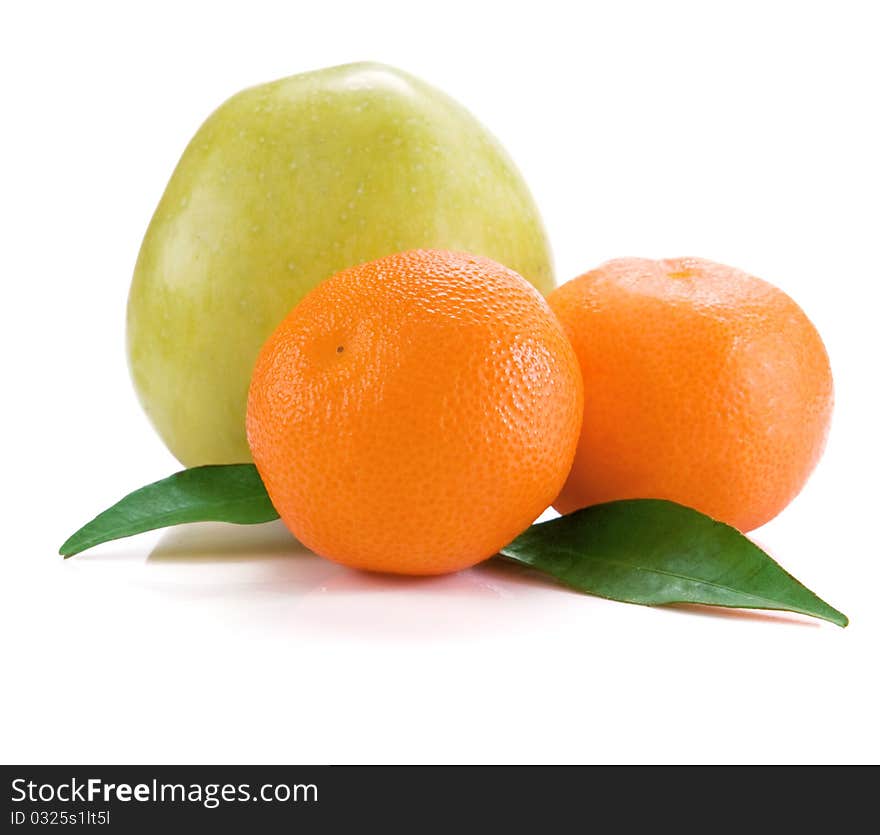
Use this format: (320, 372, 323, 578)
(247, 250, 583, 574)
(548, 257, 832, 532)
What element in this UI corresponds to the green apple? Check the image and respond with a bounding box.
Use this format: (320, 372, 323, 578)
(127, 62, 554, 466)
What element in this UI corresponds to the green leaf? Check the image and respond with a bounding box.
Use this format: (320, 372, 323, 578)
(59, 464, 279, 558)
(499, 499, 848, 627)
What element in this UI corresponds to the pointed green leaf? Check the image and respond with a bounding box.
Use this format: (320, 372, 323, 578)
(499, 499, 847, 627)
(60, 464, 279, 558)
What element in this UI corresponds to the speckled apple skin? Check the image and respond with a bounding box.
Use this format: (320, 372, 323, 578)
(127, 62, 554, 466)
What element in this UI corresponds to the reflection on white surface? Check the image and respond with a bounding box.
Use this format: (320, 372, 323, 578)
(149, 519, 306, 562)
(144, 520, 336, 596)
(65, 520, 817, 644)
(137, 521, 568, 640)
(133, 521, 815, 638)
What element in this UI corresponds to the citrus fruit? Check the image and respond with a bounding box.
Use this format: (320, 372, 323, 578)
(246, 250, 583, 575)
(547, 257, 833, 532)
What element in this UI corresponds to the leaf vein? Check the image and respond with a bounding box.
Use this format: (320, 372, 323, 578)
(521, 543, 808, 610)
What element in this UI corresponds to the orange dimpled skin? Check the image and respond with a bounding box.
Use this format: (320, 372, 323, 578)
(247, 250, 583, 575)
(548, 257, 833, 532)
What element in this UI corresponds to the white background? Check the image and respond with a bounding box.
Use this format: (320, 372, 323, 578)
(2, 0, 878, 764)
